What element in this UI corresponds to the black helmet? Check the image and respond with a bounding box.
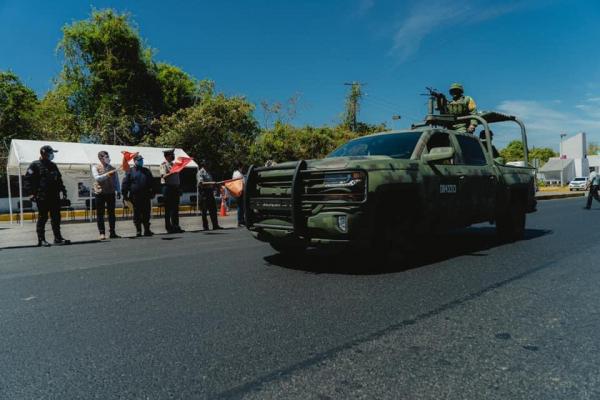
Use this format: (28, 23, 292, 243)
(40, 145, 58, 155)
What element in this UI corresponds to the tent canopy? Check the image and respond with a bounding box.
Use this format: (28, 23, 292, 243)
(7, 139, 198, 174)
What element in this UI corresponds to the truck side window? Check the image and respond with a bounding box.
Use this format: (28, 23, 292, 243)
(456, 135, 487, 166)
(426, 132, 455, 164)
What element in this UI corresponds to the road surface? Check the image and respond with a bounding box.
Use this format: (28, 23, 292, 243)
(0, 197, 599, 399)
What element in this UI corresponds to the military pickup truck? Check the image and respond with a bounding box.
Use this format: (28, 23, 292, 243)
(244, 111, 537, 256)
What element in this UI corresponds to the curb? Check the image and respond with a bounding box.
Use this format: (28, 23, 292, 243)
(536, 192, 586, 200)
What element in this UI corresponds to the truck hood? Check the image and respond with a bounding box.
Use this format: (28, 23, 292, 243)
(305, 156, 417, 171)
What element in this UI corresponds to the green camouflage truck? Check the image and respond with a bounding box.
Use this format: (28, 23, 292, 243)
(244, 110, 537, 256)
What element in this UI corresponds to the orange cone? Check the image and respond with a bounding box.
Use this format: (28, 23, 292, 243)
(220, 197, 228, 216)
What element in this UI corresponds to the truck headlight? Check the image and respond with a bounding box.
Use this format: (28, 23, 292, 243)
(323, 171, 365, 188)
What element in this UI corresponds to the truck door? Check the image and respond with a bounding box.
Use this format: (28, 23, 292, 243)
(420, 131, 468, 229)
(454, 134, 498, 223)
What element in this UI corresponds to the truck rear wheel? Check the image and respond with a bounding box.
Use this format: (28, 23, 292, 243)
(496, 197, 526, 242)
(270, 242, 307, 256)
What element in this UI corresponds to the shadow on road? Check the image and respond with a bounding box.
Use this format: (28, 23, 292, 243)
(264, 227, 552, 275)
(0, 239, 105, 251)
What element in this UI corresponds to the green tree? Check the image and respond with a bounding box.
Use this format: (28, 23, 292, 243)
(155, 91, 259, 179)
(249, 122, 388, 166)
(500, 140, 557, 165)
(156, 63, 199, 115)
(58, 9, 163, 144)
(36, 82, 83, 142)
(0, 71, 39, 157)
(529, 147, 557, 165)
(499, 140, 524, 161)
(588, 141, 600, 156)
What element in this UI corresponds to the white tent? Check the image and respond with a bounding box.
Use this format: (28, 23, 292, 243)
(6, 139, 199, 225)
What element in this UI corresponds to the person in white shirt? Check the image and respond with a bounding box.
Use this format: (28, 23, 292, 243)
(92, 151, 121, 240)
(232, 162, 245, 227)
(585, 170, 600, 210)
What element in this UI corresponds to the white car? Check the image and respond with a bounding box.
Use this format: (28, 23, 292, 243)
(569, 177, 588, 191)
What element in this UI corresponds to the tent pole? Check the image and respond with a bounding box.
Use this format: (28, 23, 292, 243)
(7, 166, 13, 225)
(195, 167, 199, 216)
(18, 164, 24, 227)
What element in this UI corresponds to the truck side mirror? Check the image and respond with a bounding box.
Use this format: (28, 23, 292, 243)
(422, 147, 455, 163)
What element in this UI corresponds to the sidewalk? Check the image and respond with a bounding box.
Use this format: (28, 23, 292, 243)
(535, 191, 585, 200)
(0, 211, 241, 249)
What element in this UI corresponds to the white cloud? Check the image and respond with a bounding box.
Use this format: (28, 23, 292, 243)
(496, 99, 600, 148)
(356, 0, 375, 16)
(388, 0, 532, 61)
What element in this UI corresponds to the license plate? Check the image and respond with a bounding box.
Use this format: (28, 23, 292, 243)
(251, 198, 292, 210)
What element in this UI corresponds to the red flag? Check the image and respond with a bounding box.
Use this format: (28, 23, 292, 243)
(223, 177, 244, 198)
(169, 156, 193, 174)
(121, 151, 138, 172)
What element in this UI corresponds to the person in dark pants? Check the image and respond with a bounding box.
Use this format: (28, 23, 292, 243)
(232, 163, 245, 227)
(584, 170, 600, 209)
(196, 159, 222, 230)
(24, 145, 70, 247)
(122, 154, 155, 236)
(92, 150, 121, 240)
(160, 149, 184, 233)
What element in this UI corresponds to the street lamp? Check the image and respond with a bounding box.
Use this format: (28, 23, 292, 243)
(560, 133, 567, 186)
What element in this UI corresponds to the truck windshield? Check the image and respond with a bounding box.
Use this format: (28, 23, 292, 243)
(327, 132, 422, 159)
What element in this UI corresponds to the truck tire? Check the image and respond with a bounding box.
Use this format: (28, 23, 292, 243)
(270, 242, 307, 256)
(496, 197, 526, 242)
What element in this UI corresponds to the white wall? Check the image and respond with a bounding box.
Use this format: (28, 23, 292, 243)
(561, 132, 586, 159)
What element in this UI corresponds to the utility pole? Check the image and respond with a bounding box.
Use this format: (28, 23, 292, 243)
(344, 82, 366, 132)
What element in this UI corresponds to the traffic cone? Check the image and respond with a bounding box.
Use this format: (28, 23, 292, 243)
(220, 197, 228, 216)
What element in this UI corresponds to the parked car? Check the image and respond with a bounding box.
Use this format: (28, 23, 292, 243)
(569, 177, 588, 191)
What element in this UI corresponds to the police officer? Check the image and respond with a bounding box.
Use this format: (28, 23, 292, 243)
(196, 159, 222, 230)
(24, 145, 70, 246)
(122, 154, 155, 236)
(447, 83, 478, 133)
(160, 149, 184, 233)
(92, 151, 121, 240)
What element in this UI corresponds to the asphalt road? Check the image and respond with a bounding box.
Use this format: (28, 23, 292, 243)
(1, 197, 600, 399)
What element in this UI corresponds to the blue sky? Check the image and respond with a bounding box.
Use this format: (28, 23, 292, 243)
(1, 0, 599, 150)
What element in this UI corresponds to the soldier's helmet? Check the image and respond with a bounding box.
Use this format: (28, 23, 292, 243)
(449, 83, 464, 94)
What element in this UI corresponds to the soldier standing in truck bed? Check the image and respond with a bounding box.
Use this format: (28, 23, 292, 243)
(447, 83, 478, 133)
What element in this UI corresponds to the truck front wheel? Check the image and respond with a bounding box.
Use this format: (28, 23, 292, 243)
(496, 197, 526, 242)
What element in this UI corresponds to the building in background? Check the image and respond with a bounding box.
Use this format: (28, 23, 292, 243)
(538, 132, 589, 185)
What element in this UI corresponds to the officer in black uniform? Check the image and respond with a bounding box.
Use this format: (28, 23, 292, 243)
(160, 149, 184, 233)
(24, 145, 70, 246)
(196, 159, 222, 230)
(122, 154, 155, 237)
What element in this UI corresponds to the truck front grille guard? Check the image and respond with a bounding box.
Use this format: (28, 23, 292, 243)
(245, 161, 367, 236)
(244, 160, 307, 235)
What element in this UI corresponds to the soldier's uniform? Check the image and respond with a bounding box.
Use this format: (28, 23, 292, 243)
(447, 83, 478, 133)
(196, 164, 220, 230)
(122, 156, 155, 236)
(24, 145, 69, 246)
(160, 150, 183, 233)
